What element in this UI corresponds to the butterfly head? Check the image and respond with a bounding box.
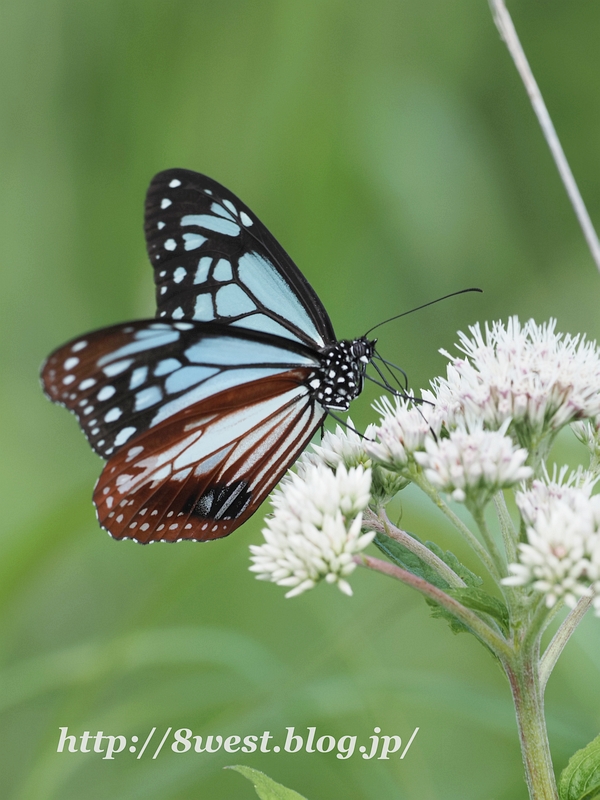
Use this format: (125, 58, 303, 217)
(314, 336, 376, 411)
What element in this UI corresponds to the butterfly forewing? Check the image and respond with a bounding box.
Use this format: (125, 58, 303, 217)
(41, 319, 321, 460)
(144, 169, 336, 348)
(93, 372, 325, 541)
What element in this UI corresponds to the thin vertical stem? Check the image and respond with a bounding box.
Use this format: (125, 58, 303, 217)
(540, 596, 593, 691)
(505, 652, 559, 799)
(472, 505, 507, 579)
(488, 0, 600, 274)
(494, 491, 518, 565)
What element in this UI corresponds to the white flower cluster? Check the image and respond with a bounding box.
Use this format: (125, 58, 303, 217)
(432, 318, 600, 440)
(365, 396, 440, 471)
(504, 471, 600, 613)
(250, 463, 373, 597)
(414, 420, 532, 505)
(367, 398, 530, 505)
(308, 418, 376, 471)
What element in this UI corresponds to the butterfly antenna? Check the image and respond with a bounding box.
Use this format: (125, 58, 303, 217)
(364, 287, 482, 336)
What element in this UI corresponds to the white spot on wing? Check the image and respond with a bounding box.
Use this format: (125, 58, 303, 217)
(130, 366, 148, 389)
(173, 266, 186, 283)
(164, 238, 177, 251)
(161, 198, 172, 209)
(157, 222, 165, 230)
(64, 357, 79, 370)
(240, 211, 253, 226)
(172, 307, 184, 319)
(79, 378, 96, 390)
(134, 385, 163, 410)
(103, 359, 134, 377)
(72, 340, 88, 352)
(98, 385, 116, 401)
(127, 445, 144, 460)
(114, 426, 136, 446)
(104, 407, 122, 422)
(63, 375, 75, 385)
(169, 179, 182, 188)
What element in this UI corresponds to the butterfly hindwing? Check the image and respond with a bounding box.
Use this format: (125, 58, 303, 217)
(41, 319, 321, 460)
(93, 372, 325, 541)
(144, 169, 336, 348)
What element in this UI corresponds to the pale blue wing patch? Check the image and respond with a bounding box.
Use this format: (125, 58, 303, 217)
(97, 326, 180, 367)
(164, 366, 218, 394)
(193, 293, 213, 321)
(154, 358, 181, 376)
(181, 214, 240, 237)
(215, 284, 256, 317)
(194, 257, 212, 284)
(230, 314, 304, 343)
(150, 366, 288, 427)
(237, 252, 323, 346)
(134, 385, 163, 411)
(183, 335, 318, 367)
(183, 233, 207, 251)
(146, 170, 335, 347)
(213, 259, 233, 281)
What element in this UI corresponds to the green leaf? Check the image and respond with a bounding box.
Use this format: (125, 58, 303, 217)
(425, 541, 483, 588)
(559, 733, 600, 800)
(373, 532, 450, 590)
(448, 588, 510, 635)
(374, 532, 493, 636)
(425, 597, 469, 634)
(227, 766, 309, 800)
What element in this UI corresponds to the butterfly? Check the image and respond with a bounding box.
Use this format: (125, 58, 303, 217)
(41, 169, 376, 543)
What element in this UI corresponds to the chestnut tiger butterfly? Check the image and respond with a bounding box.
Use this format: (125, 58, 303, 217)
(41, 169, 377, 543)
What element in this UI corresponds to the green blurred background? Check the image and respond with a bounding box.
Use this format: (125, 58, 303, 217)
(1, 1, 600, 798)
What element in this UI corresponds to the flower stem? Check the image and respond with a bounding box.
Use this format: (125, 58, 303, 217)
(504, 651, 558, 799)
(412, 473, 501, 582)
(356, 554, 510, 657)
(364, 508, 467, 588)
(494, 490, 518, 564)
(539, 595, 592, 690)
(471, 505, 507, 579)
